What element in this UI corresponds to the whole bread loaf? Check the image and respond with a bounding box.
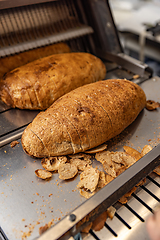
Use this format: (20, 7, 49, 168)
(0, 52, 106, 110)
(21, 79, 146, 158)
(0, 42, 71, 79)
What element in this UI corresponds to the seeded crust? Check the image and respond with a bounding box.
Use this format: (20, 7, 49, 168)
(0, 52, 106, 110)
(22, 112, 73, 158)
(21, 79, 146, 158)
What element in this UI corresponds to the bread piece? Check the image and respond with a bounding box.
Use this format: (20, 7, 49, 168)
(70, 158, 91, 171)
(77, 166, 100, 192)
(92, 211, 108, 231)
(154, 166, 160, 175)
(41, 156, 67, 171)
(123, 146, 142, 161)
(35, 169, 52, 180)
(0, 52, 106, 110)
(58, 163, 78, 180)
(141, 145, 152, 156)
(21, 79, 146, 158)
(0, 42, 71, 79)
(96, 151, 136, 178)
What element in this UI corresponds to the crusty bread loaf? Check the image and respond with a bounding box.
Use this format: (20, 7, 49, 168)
(0, 42, 71, 79)
(0, 52, 106, 110)
(21, 79, 146, 158)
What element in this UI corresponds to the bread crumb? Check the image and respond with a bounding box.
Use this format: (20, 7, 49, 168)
(154, 166, 160, 175)
(133, 74, 139, 79)
(39, 219, 54, 235)
(39, 224, 49, 235)
(10, 140, 19, 148)
(107, 206, 116, 219)
(146, 100, 160, 111)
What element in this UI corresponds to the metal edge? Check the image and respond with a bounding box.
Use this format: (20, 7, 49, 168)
(0, 26, 94, 57)
(0, 126, 26, 148)
(96, 49, 153, 77)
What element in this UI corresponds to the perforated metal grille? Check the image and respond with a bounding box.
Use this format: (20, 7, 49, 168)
(84, 174, 160, 240)
(0, 0, 93, 56)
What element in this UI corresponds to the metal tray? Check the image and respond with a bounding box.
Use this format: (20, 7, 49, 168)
(0, 77, 160, 240)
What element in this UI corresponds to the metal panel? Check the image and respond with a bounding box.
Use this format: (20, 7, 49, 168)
(0, 77, 160, 240)
(0, 109, 39, 137)
(0, 0, 94, 56)
(0, 101, 10, 113)
(82, 0, 123, 53)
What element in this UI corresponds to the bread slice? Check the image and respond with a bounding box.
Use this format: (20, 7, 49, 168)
(0, 52, 106, 110)
(21, 79, 146, 158)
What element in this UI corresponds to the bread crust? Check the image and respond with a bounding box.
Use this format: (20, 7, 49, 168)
(0, 52, 106, 110)
(0, 42, 71, 79)
(21, 79, 146, 158)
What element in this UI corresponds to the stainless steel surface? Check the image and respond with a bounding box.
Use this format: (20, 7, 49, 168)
(84, 0, 123, 54)
(0, 101, 10, 113)
(0, 1, 160, 239)
(96, 50, 153, 77)
(106, 68, 137, 80)
(0, 109, 39, 137)
(38, 144, 160, 240)
(0, 77, 160, 240)
(0, 142, 87, 240)
(0, 126, 26, 148)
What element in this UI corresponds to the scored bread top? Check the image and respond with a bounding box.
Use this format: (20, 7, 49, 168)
(0, 52, 106, 110)
(21, 79, 146, 158)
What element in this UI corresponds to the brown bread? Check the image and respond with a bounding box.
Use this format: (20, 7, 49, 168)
(0, 42, 71, 79)
(21, 79, 146, 158)
(0, 52, 106, 110)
